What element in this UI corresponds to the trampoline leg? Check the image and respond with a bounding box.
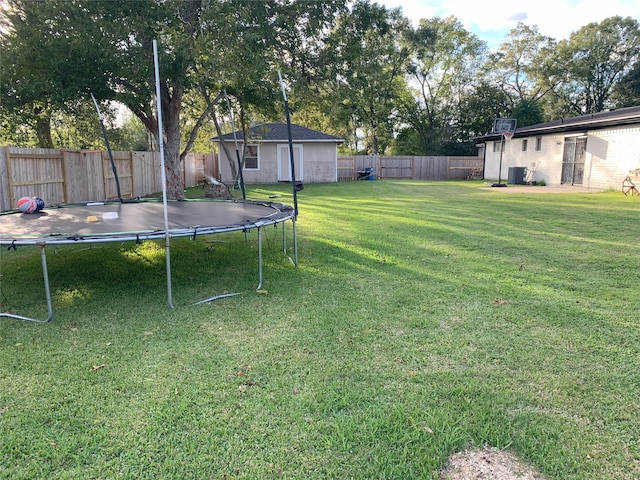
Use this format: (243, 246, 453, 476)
(292, 217, 298, 267)
(282, 219, 298, 267)
(0, 244, 54, 323)
(257, 227, 263, 291)
(164, 234, 174, 309)
(40, 245, 53, 321)
(282, 221, 287, 254)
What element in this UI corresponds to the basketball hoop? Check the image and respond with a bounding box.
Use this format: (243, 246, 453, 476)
(491, 117, 518, 188)
(493, 118, 517, 135)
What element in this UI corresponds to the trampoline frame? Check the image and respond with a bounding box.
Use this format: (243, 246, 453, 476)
(0, 198, 297, 323)
(1, 40, 301, 324)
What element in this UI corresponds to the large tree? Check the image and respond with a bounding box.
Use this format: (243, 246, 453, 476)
(0, 0, 113, 147)
(611, 61, 640, 108)
(1, 0, 343, 198)
(1, 0, 200, 197)
(194, 0, 343, 179)
(487, 22, 561, 121)
(554, 16, 640, 114)
(319, 1, 411, 154)
(400, 16, 487, 154)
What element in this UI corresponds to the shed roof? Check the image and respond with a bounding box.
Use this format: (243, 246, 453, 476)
(212, 123, 344, 143)
(477, 105, 640, 142)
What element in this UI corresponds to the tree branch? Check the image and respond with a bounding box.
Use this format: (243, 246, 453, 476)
(180, 89, 223, 159)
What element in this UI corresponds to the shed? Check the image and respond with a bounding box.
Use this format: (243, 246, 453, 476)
(476, 106, 640, 190)
(212, 123, 344, 185)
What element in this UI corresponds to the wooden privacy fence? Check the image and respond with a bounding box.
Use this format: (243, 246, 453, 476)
(0, 147, 217, 211)
(338, 155, 484, 181)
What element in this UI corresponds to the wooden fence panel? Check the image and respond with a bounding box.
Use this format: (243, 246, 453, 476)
(133, 151, 160, 198)
(4, 148, 67, 207)
(447, 156, 484, 180)
(184, 153, 197, 187)
(0, 147, 481, 210)
(103, 151, 133, 200)
(337, 155, 482, 181)
(356, 155, 378, 174)
(185, 152, 218, 185)
(337, 155, 379, 180)
(0, 147, 218, 211)
(380, 156, 414, 179)
(414, 156, 448, 180)
(204, 153, 218, 181)
(63, 150, 89, 203)
(338, 156, 355, 180)
(83, 151, 106, 201)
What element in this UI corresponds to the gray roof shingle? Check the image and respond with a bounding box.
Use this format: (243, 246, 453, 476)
(212, 123, 344, 143)
(477, 105, 640, 141)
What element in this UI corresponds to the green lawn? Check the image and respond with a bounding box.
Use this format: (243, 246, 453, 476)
(1, 181, 639, 479)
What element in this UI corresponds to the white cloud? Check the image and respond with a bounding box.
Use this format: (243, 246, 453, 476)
(508, 13, 528, 23)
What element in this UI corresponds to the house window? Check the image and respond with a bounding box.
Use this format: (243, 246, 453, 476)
(244, 145, 258, 170)
(522, 139, 528, 151)
(535, 137, 542, 151)
(493, 141, 502, 152)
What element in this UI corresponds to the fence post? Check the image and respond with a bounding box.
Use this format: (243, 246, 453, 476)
(4, 147, 15, 209)
(62, 150, 70, 204)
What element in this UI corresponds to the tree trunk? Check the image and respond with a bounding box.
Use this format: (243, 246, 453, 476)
(165, 136, 183, 200)
(162, 81, 185, 200)
(35, 114, 53, 148)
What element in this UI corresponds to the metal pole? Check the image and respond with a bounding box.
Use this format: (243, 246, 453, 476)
(153, 39, 174, 309)
(39, 244, 53, 321)
(224, 90, 246, 199)
(292, 217, 298, 267)
(498, 133, 505, 185)
(256, 227, 263, 291)
(278, 71, 299, 217)
(91, 93, 122, 202)
(0, 244, 54, 323)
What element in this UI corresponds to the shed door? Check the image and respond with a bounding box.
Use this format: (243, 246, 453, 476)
(277, 144, 303, 182)
(561, 136, 586, 185)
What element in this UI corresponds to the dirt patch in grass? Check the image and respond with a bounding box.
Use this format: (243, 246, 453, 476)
(439, 446, 546, 480)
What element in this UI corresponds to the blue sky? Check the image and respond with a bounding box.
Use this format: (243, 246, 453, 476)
(379, 0, 640, 49)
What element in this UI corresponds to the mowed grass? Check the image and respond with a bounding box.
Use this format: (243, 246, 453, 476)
(1, 181, 639, 479)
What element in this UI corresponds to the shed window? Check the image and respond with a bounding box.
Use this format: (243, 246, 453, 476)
(522, 139, 528, 151)
(535, 137, 542, 151)
(493, 141, 502, 152)
(244, 145, 258, 170)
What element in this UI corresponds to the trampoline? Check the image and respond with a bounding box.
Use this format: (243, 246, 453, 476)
(0, 198, 297, 323)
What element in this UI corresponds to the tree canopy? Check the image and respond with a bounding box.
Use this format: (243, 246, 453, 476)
(555, 16, 640, 114)
(1, 0, 639, 190)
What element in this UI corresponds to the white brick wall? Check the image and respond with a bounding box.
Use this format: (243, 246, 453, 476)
(484, 125, 640, 189)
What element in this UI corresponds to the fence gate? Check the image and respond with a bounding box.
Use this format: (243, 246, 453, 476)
(338, 156, 356, 180)
(379, 156, 414, 179)
(561, 136, 586, 185)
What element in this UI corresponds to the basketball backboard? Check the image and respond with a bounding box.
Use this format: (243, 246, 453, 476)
(492, 118, 517, 134)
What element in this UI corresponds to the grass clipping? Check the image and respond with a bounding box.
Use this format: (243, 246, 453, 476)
(439, 447, 546, 479)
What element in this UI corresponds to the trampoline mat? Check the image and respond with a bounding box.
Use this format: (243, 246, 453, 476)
(0, 199, 294, 244)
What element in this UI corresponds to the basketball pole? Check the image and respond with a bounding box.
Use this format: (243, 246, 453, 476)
(497, 132, 506, 186)
(153, 39, 174, 309)
(491, 118, 517, 188)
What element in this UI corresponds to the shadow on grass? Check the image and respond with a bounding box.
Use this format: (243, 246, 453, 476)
(1, 181, 639, 479)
